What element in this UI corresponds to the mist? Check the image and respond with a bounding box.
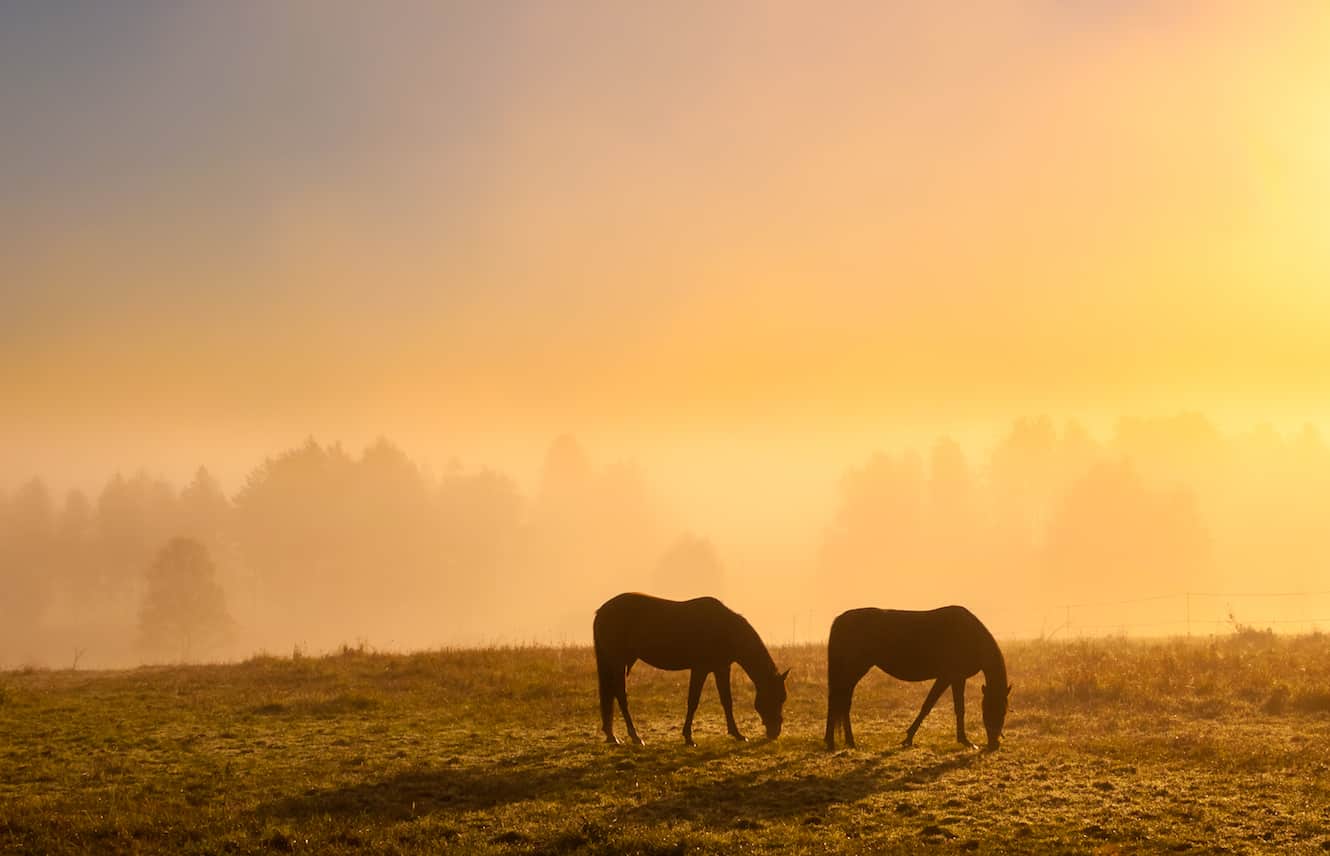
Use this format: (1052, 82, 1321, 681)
(2, 413, 1327, 669)
(5, 4, 1330, 667)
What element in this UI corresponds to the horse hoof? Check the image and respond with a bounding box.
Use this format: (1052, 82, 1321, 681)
(901, 738, 914, 749)
(684, 738, 696, 747)
(731, 733, 748, 742)
(605, 735, 621, 745)
(630, 735, 645, 746)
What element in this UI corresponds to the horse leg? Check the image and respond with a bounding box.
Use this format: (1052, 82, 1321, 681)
(682, 668, 707, 746)
(598, 661, 620, 744)
(952, 679, 977, 749)
(825, 664, 870, 750)
(903, 678, 950, 747)
(715, 667, 746, 741)
(616, 662, 644, 745)
(829, 685, 858, 749)
(841, 678, 863, 749)
(824, 688, 840, 750)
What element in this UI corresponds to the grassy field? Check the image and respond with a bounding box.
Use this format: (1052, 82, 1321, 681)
(4, 630, 1330, 854)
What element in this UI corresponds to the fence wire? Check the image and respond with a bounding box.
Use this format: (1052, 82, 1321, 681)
(1032, 589, 1330, 640)
(785, 590, 1330, 644)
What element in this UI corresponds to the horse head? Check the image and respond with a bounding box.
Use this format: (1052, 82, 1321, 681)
(754, 668, 790, 738)
(981, 682, 1012, 750)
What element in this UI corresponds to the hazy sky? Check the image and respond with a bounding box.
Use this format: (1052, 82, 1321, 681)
(4, 2, 1329, 490)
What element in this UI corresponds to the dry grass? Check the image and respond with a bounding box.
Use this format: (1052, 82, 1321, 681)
(3, 633, 1330, 853)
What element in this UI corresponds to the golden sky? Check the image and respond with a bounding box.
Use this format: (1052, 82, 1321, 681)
(3, 2, 1329, 484)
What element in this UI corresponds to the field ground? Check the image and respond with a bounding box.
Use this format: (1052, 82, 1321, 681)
(4, 631, 1330, 854)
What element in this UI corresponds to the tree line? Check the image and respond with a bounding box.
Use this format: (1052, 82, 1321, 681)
(818, 414, 1330, 632)
(0, 436, 719, 665)
(4, 414, 1330, 666)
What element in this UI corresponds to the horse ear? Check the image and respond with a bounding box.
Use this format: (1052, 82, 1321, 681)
(780, 668, 790, 682)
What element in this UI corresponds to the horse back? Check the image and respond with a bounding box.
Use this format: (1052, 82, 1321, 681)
(594, 593, 743, 671)
(830, 605, 990, 682)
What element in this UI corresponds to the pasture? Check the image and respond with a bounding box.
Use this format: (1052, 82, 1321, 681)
(3, 630, 1330, 854)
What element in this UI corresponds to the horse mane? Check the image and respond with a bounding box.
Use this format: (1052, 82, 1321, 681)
(730, 610, 778, 682)
(973, 615, 1008, 689)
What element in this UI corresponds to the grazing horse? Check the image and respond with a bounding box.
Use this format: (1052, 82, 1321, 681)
(824, 605, 1010, 751)
(594, 593, 789, 746)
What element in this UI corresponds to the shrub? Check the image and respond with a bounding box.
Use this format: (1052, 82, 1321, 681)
(1264, 684, 1291, 715)
(1293, 691, 1330, 714)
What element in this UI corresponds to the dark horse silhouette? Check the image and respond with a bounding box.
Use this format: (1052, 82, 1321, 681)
(824, 605, 1010, 751)
(594, 593, 789, 746)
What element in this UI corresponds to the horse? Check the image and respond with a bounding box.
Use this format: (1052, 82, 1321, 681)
(824, 605, 1010, 751)
(593, 592, 789, 746)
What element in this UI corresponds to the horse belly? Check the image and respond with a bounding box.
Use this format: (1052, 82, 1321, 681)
(637, 652, 694, 672)
(881, 661, 941, 683)
(877, 645, 964, 682)
(633, 637, 703, 672)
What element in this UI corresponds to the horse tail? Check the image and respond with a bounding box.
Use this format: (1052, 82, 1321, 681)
(824, 612, 855, 747)
(826, 612, 848, 685)
(593, 610, 619, 734)
(592, 609, 609, 670)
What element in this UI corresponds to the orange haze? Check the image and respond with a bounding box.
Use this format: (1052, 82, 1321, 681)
(3, 3, 1330, 665)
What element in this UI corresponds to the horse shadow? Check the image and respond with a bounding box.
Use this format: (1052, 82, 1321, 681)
(257, 747, 605, 822)
(627, 746, 982, 826)
(256, 741, 769, 822)
(256, 728, 985, 826)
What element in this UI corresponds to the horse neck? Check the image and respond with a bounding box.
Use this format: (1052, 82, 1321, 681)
(978, 631, 1007, 690)
(733, 619, 777, 685)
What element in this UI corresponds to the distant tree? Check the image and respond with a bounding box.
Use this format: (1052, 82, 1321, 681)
(55, 489, 97, 602)
(96, 471, 181, 596)
(539, 435, 593, 504)
(231, 437, 471, 649)
(0, 478, 56, 639)
(597, 460, 660, 576)
(6, 478, 54, 545)
(139, 537, 233, 661)
(1042, 460, 1212, 607)
(819, 451, 926, 606)
(928, 436, 976, 531)
(178, 467, 231, 546)
(527, 435, 665, 637)
(652, 535, 724, 600)
(988, 416, 1061, 541)
(438, 468, 524, 574)
(923, 437, 985, 593)
(230, 439, 360, 641)
(531, 434, 596, 580)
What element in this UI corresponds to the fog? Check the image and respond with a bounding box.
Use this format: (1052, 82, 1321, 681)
(4, 413, 1330, 668)
(5, 4, 1330, 666)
